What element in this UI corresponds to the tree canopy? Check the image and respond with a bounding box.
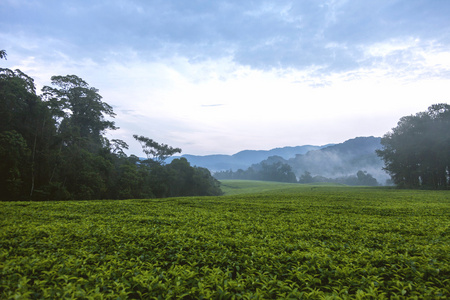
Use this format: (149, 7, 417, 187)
(376, 104, 450, 189)
(214, 161, 297, 183)
(133, 135, 181, 164)
(0, 68, 222, 200)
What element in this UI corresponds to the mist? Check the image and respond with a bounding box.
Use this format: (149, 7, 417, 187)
(211, 137, 390, 185)
(287, 137, 390, 184)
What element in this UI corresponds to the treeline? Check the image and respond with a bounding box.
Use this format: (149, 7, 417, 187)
(376, 103, 450, 189)
(214, 162, 379, 186)
(298, 170, 379, 186)
(0, 66, 222, 201)
(214, 162, 298, 183)
(216, 103, 450, 190)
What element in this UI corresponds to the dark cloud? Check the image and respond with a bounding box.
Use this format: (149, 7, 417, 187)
(1, 0, 449, 71)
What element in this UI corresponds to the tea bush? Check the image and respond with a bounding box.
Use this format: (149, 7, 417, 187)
(1, 184, 449, 299)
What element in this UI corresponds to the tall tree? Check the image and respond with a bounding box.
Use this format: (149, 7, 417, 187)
(42, 75, 117, 150)
(377, 104, 450, 189)
(1, 68, 222, 200)
(0, 131, 30, 200)
(133, 135, 181, 164)
(299, 171, 313, 183)
(41, 75, 118, 199)
(0, 68, 56, 200)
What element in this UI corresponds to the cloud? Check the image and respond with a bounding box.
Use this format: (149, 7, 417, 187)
(2, 0, 450, 72)
(1, 0, 450, 155)
(201, 104, 225, 107)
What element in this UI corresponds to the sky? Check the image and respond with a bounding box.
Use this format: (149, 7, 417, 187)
(1, 0, 450, 156)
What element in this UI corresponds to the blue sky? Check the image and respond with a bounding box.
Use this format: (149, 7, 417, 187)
(1, 0, 450, 155)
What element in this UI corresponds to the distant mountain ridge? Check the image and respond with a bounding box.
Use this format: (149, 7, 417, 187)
(257, 136, 389, 184)
(167, 136, 390, 184)
(166, 145, 331, 172)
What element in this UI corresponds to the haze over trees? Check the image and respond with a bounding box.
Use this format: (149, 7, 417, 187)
(214, 161, 298, 183)
(0, 64, 222, 201)
(215, 164, 379, 186)
(166, 145, 327, 172)
(376, 104, 450, 189)
(214, 137, 385, 186)
(2, 51, 448, 193)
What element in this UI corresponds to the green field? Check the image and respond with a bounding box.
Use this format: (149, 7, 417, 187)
(220, 180, 345, 195)
(1, 181, 449, 299)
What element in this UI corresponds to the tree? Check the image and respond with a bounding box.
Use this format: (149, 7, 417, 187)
(0, 50, 6, 60)
(299, 171, 313, 183)
(42, 75, 117, 150)
(376, 104, 450, 189)
(214, 161, 297, 183)
(133, 135, 181, 164)
(109, 139, 129, 157)
(0, 131, 30, 200)
(259, 162, 297, 183)
(0, 68, 39, 132)
(356, 170, 378, 186)
(166, 158, 222, 197)
(0, 68, 222, 200)
(0, 68, 58, 200)
(132, 137, 222, 198)
(191, 166, 223, 196)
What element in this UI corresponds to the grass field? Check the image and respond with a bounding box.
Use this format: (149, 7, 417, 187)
(220, 180, 345, 195)
(1, 180, 449, 299)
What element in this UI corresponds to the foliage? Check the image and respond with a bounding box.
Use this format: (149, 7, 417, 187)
(278, 137, 386, 183)
(299, 170, 314, 184)
(215, 161, 297, 183)
(133, 135, 181, 164)
(0, 186, 448, 298)
(42, 74, 117, 150)
(216, 163, 379, 186)
(0, 131, 30, 200)
(0, 69, 222, 200)
(298, 170, 379, 186)
(0, 68, 56, 200)
(377, 104, 450, 189)
(220, 180, 304, 195)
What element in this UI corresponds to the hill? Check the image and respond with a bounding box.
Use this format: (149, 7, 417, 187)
(169, 136, 389, 184)
(166, 145, 329, 171)
(249, 136, 388, 184)
(287, 136, 388, 183)
(213, 137, 389, 185)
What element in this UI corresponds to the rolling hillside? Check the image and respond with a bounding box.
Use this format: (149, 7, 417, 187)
(167, 136, 389, 184)
(286, 136, 389, 183)
(166, 145, 329, 171)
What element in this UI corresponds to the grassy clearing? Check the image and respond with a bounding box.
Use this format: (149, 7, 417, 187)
(220, 180, 348, 196)
(0, 183, 449, 299)
(220, 180, 303, 195)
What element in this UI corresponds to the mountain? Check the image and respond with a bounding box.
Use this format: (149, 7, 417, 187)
(281, 136, 388, 184)
(166, 145, 330, 172)
(218, 136, 389, 184)
(166, 136, 389, 184)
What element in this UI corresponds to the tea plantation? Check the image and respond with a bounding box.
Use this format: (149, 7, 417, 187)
(1, 181, 449, 299)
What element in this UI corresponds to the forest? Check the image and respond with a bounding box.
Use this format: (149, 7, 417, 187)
(0, 64, 222, 201)
(214, 162, 379, 186)
(376, 103, 450, 189)
(1, 49, 449, 201)
(214, 105, 450, 189)
(213, 156, 380, 186)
